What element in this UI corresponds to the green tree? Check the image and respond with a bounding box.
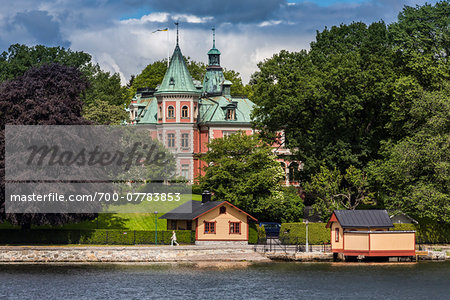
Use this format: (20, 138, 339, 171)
(0, 44, 129, 124)
(0, 44, 91, 81)
(82, 100, 129, 125)
(368, 84, 450, 223)
(386, 1, 450, 139)
(252, 21, 396, 179)
(304, 165, 375, 220)
(389, 1, 450, 90)
(81, 64, 129, 107)
(199, 131, 303, 222)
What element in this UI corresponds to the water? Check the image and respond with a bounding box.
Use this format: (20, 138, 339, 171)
(0, 261, 449, 299)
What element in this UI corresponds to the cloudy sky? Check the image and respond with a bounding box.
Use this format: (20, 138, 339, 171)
(0, 0, 439, 84)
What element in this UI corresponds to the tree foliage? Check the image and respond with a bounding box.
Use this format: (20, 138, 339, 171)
(0, 44, 91, 81)
(368, 84, 450, 223)
(305, 166, 375, 220)
(0, 44, 129, 124)
(389, 1, 449, 90)
(252, 21, 395, 179)
(251, 2, 449, 223)
(82, 100, 129, 125)
(0, 63, 96, 227)
(199, 131, 303, 222)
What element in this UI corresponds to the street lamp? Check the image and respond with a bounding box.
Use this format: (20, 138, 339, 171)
(305, 219, 309, 253)
(154, 211, 158, 245)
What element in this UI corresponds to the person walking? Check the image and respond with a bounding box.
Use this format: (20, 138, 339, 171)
(171, 230, 179, 246)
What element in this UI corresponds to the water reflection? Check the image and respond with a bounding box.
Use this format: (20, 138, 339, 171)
(0, 261, 448, 299)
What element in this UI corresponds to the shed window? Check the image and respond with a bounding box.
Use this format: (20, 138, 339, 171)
(335, 228, 339, 242)
(167, 106, 175, 118)
(169, 220, 177, 230)
(229, 222, 241, 234)
(204, 221, 216, 234)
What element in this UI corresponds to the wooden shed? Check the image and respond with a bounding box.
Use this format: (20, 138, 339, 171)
(160, 199, 257, 245)
(326, 210, 416, 259)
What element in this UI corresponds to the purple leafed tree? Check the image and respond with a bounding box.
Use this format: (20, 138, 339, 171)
(0, 63, 96, 228)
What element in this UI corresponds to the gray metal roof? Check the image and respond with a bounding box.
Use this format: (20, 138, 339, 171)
(159, 200, 224, 220)
(333, 210, 394, 228)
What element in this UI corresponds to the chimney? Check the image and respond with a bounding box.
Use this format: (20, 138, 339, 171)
(202, 190, 211, 204)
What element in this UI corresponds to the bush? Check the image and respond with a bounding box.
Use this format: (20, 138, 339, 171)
(248, 223, 260, 244)
(191, 184, 203, 195)
(0, 229, 195, 245)
(393, 223, 450, 244)
(279, 223, 330, 244)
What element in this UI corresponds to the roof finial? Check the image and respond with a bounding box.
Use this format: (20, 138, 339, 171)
(174, 22, 179, 45)
(212, 25, 216, 48)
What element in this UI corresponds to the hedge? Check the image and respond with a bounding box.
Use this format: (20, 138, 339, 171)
(280, 223, 330, 245)
(248, 223, 263, 244)
(393, 223, 450, 244)
(279, 222, 450, 245)
(0, 229, 195, 245)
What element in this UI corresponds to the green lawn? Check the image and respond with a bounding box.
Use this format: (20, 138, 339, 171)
(0, 194, 201, 231)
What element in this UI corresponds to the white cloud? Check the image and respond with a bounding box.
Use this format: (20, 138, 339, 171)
(258, 20, 282, 27)
(0, 0, 441, 86)
(172, 14, 213, 24)
(121, 12, 169, 25)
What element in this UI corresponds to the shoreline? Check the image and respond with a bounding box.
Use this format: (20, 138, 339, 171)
(0, 245, 447, 263)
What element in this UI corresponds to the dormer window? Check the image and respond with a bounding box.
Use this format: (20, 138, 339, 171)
(167, 106, 175, 119)
(226, 109, 236, 120)
(169, 77, 175, 85)
(181, 106, 189, 118)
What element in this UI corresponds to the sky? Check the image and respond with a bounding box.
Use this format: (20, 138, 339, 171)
(0, 0, 440, 84)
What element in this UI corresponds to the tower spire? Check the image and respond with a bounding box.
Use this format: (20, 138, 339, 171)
(175, 22, 179, 45)
(212, 26, 215, 48)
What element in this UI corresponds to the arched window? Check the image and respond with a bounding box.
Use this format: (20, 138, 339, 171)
(181, 106, 189, 118)
(167, 106, 175, 119)
(220, 206, 226, 214)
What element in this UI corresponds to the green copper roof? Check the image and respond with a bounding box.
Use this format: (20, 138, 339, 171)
(199, 96, 255, 124)
(155, 44, 199, 95)
(131, 92, 158, 124)
(202, 68, 225, 95)
(208, 47, 221, 55)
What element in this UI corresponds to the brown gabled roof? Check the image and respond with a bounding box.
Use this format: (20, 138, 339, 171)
(159, 200, 257, 221)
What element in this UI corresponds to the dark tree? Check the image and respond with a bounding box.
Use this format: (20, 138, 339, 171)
(0, 63, 96, 228)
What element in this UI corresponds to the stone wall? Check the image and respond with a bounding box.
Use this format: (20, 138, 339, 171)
(0, 245, 268, 263)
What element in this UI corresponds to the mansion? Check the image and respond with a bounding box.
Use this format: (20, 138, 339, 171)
(128, 30, 300, 185)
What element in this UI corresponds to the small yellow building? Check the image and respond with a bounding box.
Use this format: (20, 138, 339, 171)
(326, 210, 416, 259)
(160, 199, 257, 245)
